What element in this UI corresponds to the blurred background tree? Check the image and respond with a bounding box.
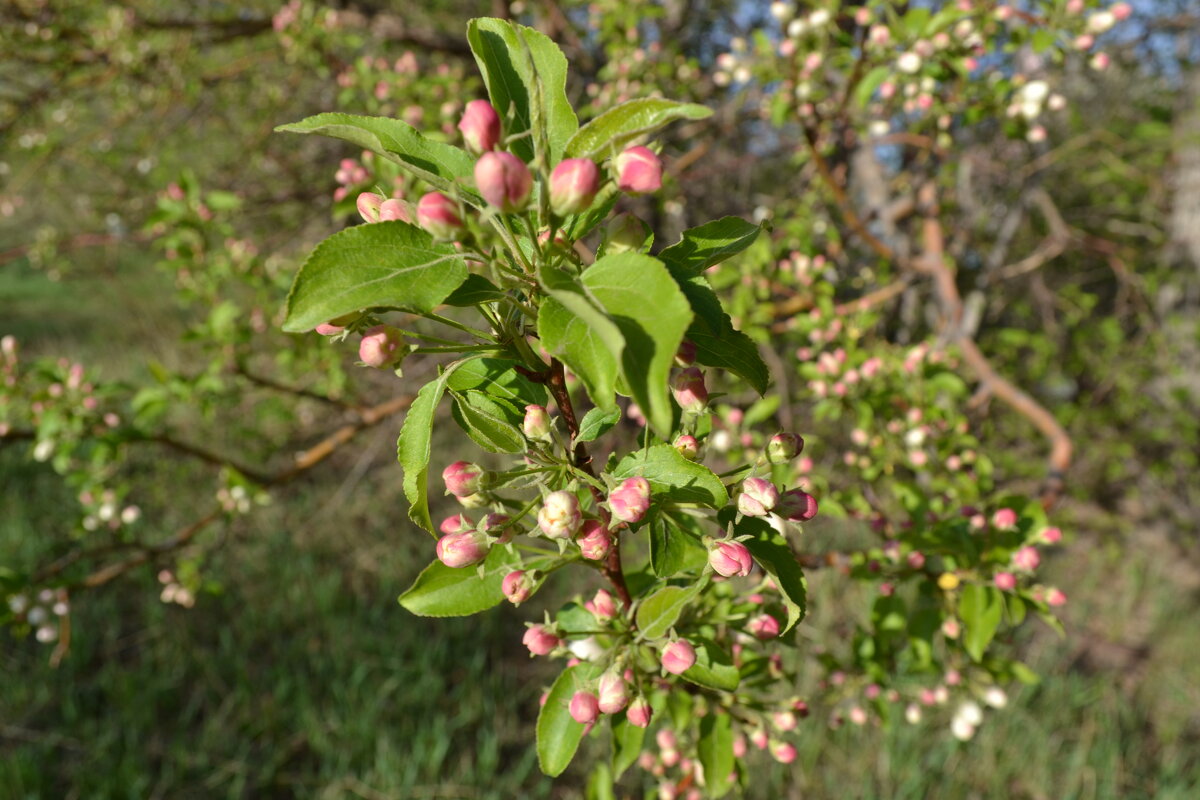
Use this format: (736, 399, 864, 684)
(2, 1, 1198, 797)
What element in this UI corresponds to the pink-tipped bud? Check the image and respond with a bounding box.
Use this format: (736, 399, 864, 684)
(708, 540, 753, 578)
(458, 99, 501, 154)
(439, 513, 474, 534)
(738, 477, 779, 517)
(609, 476, 652, 524)
(416, 192, 464, 240)
(992, 507, 1018, 529)
(378, 198, 409, 222)
(549, 158, 601, 216)
(994, 571, 1017, 591)
(604, 212, 650, 254)
(443, 461, 485, 498)
(357, 191, 385, 223)
(771, 741, 798, 764)
(1111, 2, 1131, 21)
(597, 669, 631, 714)
(537, 490, 583, 539)
(479, 513, 513, 541)
(475, 151, 532, 212)
(358, 325, 405, 368)
(732, 735, 747, 758)
(523, 404, 552, 442)
(615, 146, 663, 195)
(1041, 526, 1063, 544)
(907, 550, 926, 569)
(626, 696, 653, 728)
(673, 435, 699, 460)
(585, 588, 617, 620)
(672, 367, 708, 413)
(315, 322, 345, 336)
(502, 570, 535, 604)
(1013, 545, 1040, 572)
(748, 613, 781, 640)
(1046, 587, 1067, 607)
(576, 519, 613, 561)
(767, 432, 804, 463)
(675, 340, 697, 367)
(776, 488, 819, 522)
(435, 531, 489, 568)
(522, 624, 561, 656)
(661, 640, 697, 675)
(569, 690, 601, 724)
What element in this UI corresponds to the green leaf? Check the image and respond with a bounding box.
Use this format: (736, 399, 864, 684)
(585, 763, 615, 800)
(635, 579, 705, 640)
(565, 98, 712, 159)
(959, 584, 1004, 662)
(614, 443, 729, 507)
(398, 545, 521, 617)
(397, 359, 476, 533)
(648, 514, 708, 577)
(275, 113, 476, 199)
(283, 222, 468, 333)
(576, 406, 621, 442)
(672, 272, 769, 395)
(657, 216, 764, 277)
(450, 390, 525, 453)
(467, 18, 577, 164)
(442, 273, 507, 307)
(611, 715, 646, 779)
(698, 712, 736, 798)
(446, 357, 548, 410)
(743, 532, 807, 632)
(538, 278, 623, 413)
(855, 66, 892, 109)
(537, 663, 603, 777)
(682, 638, 740, 692)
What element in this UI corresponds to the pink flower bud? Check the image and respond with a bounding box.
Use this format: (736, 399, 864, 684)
(1046, 587, 1067, 607)
(378, 198, 409, 222)
(615, 146, 663, 195)
(439, 513, 474, 534)
(358, 325, 405, 368)
(675, 340, 697, 367)
(585, 588, 617, 620)
(748, 613, 781, 640)
(537, 490, 583, 539)
(523, 404, 552, 442)
(549, 158, 601, 216)
(357, 191, 385, 223)
(1041, 526, 1063, 544)
(708, 540, 753, 578)
(502, 570, 534, 604)
(604, 212, 650, 254)
(522, 624, 561, 656)
(458, 99, 501, 154)
(569, 690, 600, 724)
(767, 432, 804, 463)
(609, 476, 652, 524)
(435, 530, 489, 568)
(1111, 2, 1131, 21)
(671, 367, 708, 413)
(1013, 546, 1040, 572)
(994, 572, 1017, 591)
(992, 507, 1018, 529)
(597, 669, 631, 714)
(661, 640, 697, 675)
(315, 322, 344, 336)
(479, 513, 513, 540)
(738, 477, 779, 517)
(416, 192, 464, 240)
(576, 519, 613, 561)
(475, 151, 532, 213)
(626, 696, 653, 728)
(771, 741, 798, 764)
(907, 550, 926, 569)
(775, 489, 818, 522)
(673, 435, 699, 460)
(732, 734, 747, 758)
(443, 461, 485, 498)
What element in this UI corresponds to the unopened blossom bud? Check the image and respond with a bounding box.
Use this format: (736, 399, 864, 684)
(475, 151, 532, 212)
(479, 513, 513, 540)
(661, 640, 697, 675)
(609, 476, 652, 524)
(983, 686, 1008, 709)
(502, 570, 535, 604)
(994, 571, 1017, 591)
(537, 490, 583, 539)
(577, 519, 613, 561)
(907, 550, 926, 569)
(675, 340, 697, 367)
(1041, 526, 1063, 544)
(748, 613, 781, 640)
(992, 507, 1018, 529)
(315, 322, 344, 336)
(443, 461, 484, 498)
(522, 404, 552, 442)
(1046, 587, 1067, 607)
(597, 669, 631, 714)
(673, 435, 699, 460)
(522, 624, 561, 656)
(439, 513, 474, 534)
(357, 191, 385, 223)
(905, 703, 923, 724)
(416, 192, 464, 240)
(585, 588, 617, 620)
(738, 477, 779, 517)
(1013, 545, 1040, 572)
(549, 158, 601, 215)
(435, 531, 489, 568)
(767, 432, 804, 463)
(671, 367, 708, 413)
(569, 690, 601, 724)
(358, 325, 405, 368)
(708, 540, 753, 578)
(1111, 2, 1132, 21)
(378, 199, 408, 222)
(771, 741, 798, 764)
(897, 52, 922, 74)
(458, 99, 501, 154)
(626, 696, 653, 728)
(776, 488, 819, 522)
(604, 212, 650, 254)
(615, 146, 663, 195)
